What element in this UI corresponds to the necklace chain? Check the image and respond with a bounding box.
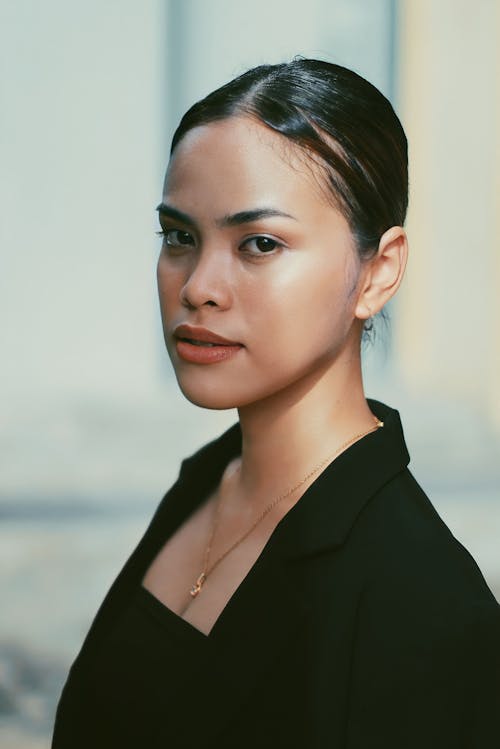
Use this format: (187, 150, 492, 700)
(189, 414, 383, 598)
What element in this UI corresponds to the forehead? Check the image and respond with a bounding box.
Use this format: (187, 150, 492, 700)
(163, 116, 329, 209)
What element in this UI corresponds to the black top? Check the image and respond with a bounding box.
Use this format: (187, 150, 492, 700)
(52, 400, 500, 748)
(72, 585, 213, 746)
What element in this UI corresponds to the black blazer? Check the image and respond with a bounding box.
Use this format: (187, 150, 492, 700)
(53, 400, 500, 748)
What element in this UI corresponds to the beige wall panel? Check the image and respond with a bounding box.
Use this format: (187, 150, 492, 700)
(397, 0, 498, 428)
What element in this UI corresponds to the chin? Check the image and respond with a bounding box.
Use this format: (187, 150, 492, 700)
(175, 376, 243, 411)
(174, 369, 285, 412)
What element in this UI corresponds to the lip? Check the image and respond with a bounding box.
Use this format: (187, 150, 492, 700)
(173, 324, 242, 346)
(173, 324, 244, 365)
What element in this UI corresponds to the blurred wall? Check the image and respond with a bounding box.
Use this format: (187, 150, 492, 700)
(1, 0, 185, 503)
(1, 0, 400, 504)
(397, 0, 500, 431)
(1, 0, 165, 401)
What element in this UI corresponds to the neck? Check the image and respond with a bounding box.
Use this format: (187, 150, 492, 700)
(232, 345, 375, 505)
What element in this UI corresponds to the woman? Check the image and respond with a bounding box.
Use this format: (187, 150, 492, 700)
(52, 59, 499, 748)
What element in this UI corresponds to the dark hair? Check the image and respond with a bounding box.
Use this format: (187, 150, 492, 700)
(171, 57, 408, 261)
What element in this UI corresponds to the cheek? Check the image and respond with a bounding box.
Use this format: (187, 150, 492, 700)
(156, 257, 180, 314)
(249, 261, 353, 357)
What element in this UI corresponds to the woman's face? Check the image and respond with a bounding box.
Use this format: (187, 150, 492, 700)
(157, 116, 364, 410)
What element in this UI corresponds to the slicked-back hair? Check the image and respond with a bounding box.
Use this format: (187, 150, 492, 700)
(171, 58, 408, 261)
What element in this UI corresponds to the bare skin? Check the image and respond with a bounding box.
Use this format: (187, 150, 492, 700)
(143, 116, 408, 636)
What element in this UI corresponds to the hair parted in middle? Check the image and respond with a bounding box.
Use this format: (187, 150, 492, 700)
(171, 57, 408, 263)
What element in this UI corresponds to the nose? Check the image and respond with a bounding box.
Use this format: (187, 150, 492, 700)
(180, 248, 233, 310)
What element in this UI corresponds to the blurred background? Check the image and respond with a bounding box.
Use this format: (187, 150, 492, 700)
(1, 0, 499, 746)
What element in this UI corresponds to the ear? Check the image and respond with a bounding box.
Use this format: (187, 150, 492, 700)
(354, 226, 408, 321)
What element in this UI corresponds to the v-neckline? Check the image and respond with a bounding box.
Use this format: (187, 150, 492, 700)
(136, 585, 213, 642)
(139, 501, 293, 640)
(134, 399, 403, 640)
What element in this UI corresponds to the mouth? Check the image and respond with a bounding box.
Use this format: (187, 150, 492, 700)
(173, 328, 243, 364)
(173, 323, 242, 346)
(178, 337, 232, 348)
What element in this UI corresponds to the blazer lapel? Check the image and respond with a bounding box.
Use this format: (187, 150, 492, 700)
(74, 429, 242, 656)
(273, 398, 411, 561)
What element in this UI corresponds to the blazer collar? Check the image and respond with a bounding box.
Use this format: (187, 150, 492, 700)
(179, 399, 410, 561)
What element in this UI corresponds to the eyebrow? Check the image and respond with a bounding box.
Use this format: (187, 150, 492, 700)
(155, 203, 297, 228)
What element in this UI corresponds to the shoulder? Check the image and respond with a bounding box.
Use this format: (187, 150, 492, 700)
(349, 472, 500, 707)
(363, 468, 495, 593)
(348, 466, 499, 646)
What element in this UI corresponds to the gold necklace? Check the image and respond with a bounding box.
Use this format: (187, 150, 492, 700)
(189, 414, 383, 598)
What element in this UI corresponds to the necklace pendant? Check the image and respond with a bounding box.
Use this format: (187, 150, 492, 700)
(190, 572, 206, 598)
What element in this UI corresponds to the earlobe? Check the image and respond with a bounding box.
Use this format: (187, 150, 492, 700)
(354, 226, 408, 320)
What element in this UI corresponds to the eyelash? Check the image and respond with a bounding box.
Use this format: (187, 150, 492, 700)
(156, 229, 283, 256)
(156, 229, 194, 248)
(243, 236, 282, 255)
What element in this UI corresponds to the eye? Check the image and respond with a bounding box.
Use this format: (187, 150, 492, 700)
(156, 228, 195, 247)
(240, 236, 281, 255)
